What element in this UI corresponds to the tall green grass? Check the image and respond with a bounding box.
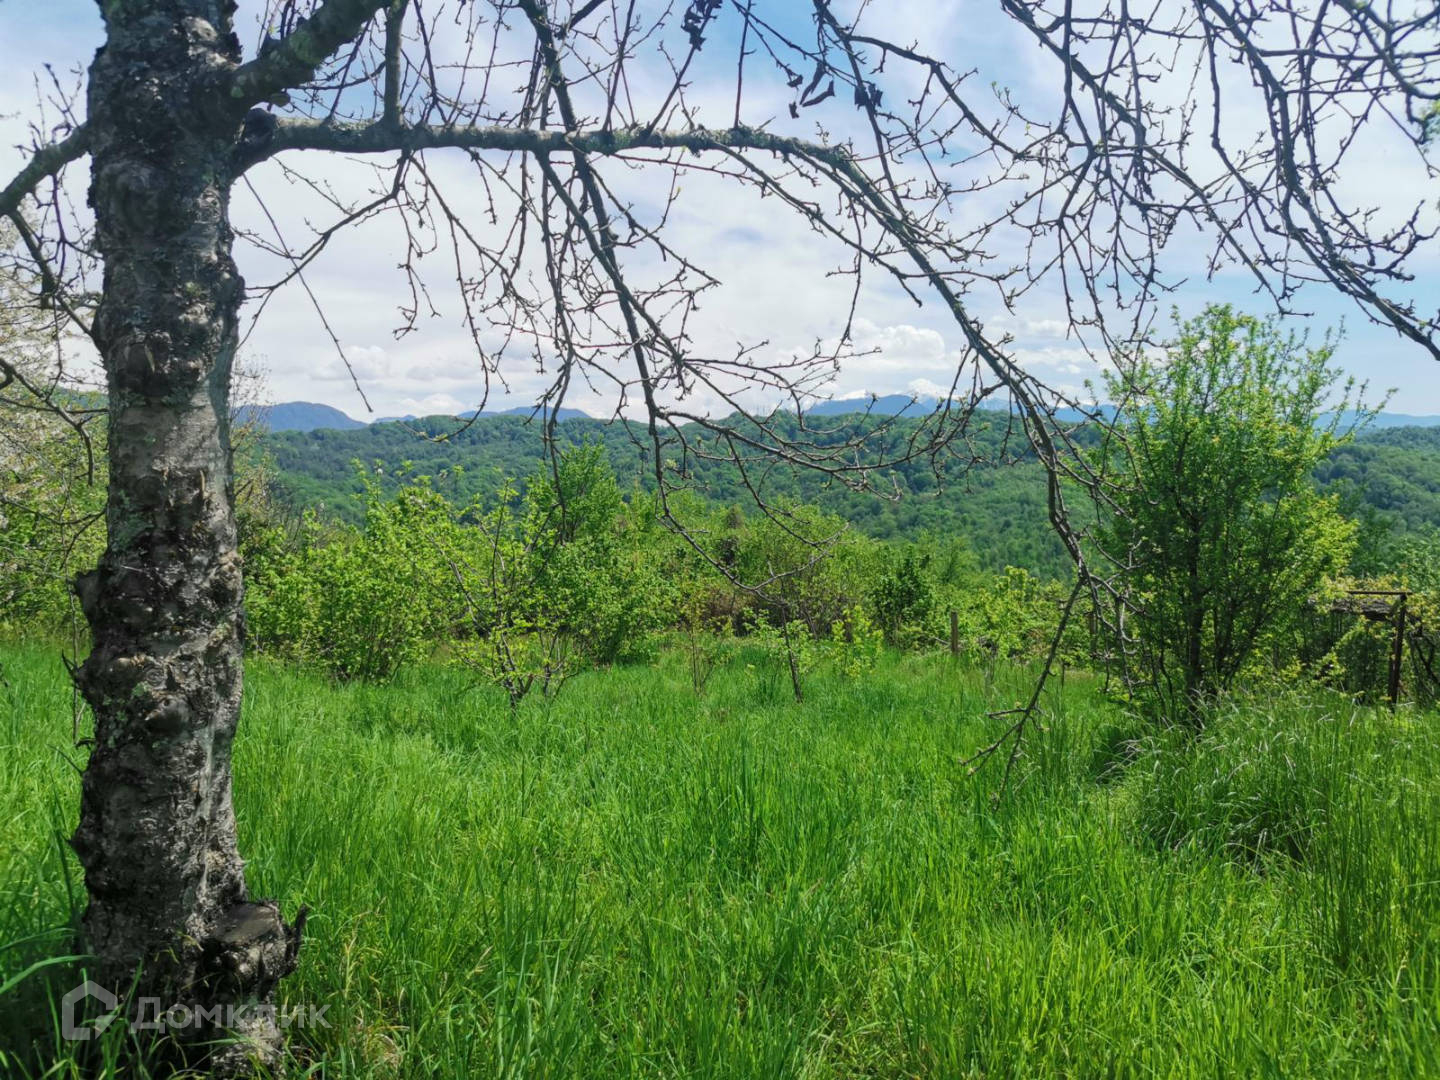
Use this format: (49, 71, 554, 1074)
(2, 641, 1438, 1077)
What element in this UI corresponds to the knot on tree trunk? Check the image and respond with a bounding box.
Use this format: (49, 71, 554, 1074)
(203, 900, 307, 1001)
(194, 900, 309, 1075)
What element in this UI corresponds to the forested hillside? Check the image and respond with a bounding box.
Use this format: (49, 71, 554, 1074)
(262, 413, 1440, 577)
(262, 410, 1071, 573)
(1316, 427, 1440, 534)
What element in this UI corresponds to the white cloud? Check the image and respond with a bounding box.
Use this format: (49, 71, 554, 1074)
(849, 319, 948, 367)
(1015, 346, 1102, 379)
(317, 344, 390, 382)
(393, 392, 466, 416)
(1019, 318, 1074, 341)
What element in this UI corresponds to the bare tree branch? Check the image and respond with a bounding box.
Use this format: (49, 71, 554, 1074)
(254, 116, 856, 165)
(230, 0, 391, 105)
(0, 124, 89, 220)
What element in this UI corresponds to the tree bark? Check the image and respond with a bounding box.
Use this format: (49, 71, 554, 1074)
(72, 1, 300, 1070)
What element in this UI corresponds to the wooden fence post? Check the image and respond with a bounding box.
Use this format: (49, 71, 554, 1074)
(950, 610, 959, 659)
(1389, 593, 1407, 708)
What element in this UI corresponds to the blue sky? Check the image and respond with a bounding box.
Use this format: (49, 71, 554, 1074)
(1, 1, 1435, 419)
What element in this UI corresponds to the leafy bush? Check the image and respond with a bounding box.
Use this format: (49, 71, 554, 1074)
(935, 565, 1079, 663)
(1097, 305, 1368, 722)
(245, 473, 460, 680)
(439, 447, 680, 704)
(521, 456, 677, 666)
(871, 546, 934, 645)
(731, 503, 870, 637)
(829, 603, 884, 678)
(0, 420, 104, 630)
(740, 613, 818, 702)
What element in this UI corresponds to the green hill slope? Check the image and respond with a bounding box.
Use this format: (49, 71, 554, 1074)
(261, 416, 1440, 578)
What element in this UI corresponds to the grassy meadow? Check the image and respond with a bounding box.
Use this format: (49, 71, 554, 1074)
(2, 638, 1439, 1077)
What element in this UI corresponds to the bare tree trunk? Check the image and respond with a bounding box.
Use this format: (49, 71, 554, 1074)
(71, 2, 299, 1070)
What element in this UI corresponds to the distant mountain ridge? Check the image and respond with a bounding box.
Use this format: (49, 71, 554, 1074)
(375, 405, 592, 424)
(1336, 410, 1440, 429)
(245, 397, 1440, 434)
(809, 394, 1440, 428)
(245, 402, 590, 431)
(237, 402, 365, 431)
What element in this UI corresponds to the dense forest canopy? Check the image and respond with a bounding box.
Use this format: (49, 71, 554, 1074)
(256, 410, 1440, 578)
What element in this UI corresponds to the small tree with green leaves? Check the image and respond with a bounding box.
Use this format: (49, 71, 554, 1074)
(448, 475, 574, 709)
(871, 546, 934, 646)
(443, 446, 675, 708)
(245, 469, 459, 680)
(521, 447, 677, 667)
(1100, 305, 1372, 724)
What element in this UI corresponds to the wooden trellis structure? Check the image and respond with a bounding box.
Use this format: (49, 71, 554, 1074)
(1328, 590, 1408, 707)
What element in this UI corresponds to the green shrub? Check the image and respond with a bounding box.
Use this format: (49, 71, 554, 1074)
(1097, 305, 1368, 722)
(521, 455, 678, 665)
(872, 546, 934, 645)
(934, 565, 1077, 663)
(245, 472, 460, 680)
(732, 503, 870, 637)
(828, 603, 884, 677)
(440, 447, 681, 704)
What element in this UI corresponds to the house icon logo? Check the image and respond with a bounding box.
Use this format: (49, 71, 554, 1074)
(61, 980, 119, 1041)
